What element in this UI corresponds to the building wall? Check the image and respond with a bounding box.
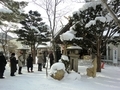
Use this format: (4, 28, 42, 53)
(108, 44, 120, 60)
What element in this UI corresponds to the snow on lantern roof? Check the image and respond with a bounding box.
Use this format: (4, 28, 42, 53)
(37, 45, 48, 49)
(17, 47, 30, 50)
(17, 45, 30, 50)
(67, 46, 82, 50)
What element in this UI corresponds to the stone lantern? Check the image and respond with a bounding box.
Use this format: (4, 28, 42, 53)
(67, 46, 82, 72)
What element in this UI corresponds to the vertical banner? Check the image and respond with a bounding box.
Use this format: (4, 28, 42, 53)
(113, 48, 118, 64)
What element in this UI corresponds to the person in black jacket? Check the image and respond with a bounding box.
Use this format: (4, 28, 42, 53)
(0, 51, 7, 79)
(27, 54, 33, 72)
(10, 53, 17, 76)
(48, 51, 54, 68)
(43, 50, 48, 68)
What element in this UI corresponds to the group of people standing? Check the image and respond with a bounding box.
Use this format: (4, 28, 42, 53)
(0, 49, 61, 79)
(0, 51, 32, 78)
(9, 52, 34, 76)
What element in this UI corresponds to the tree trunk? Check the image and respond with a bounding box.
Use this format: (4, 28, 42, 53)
(97, 39, 101, 72)
(51, 39, 57, 63)
(33, 45, 36, 64)
(30, 44, 36, 64)
(97, 53, 101, 72)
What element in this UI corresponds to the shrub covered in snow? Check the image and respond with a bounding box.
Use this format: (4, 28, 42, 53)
(49, 62, 66, 80)
(60, 55, 70, 73)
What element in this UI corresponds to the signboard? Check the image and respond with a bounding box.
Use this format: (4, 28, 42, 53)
(113, 48, 118, 64)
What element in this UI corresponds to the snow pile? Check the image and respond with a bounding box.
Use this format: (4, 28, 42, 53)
(49, 55, 81, 80)
(60, 29, 76, 41)
(49, 62, 65, 76)
(64, 70, 81, 80)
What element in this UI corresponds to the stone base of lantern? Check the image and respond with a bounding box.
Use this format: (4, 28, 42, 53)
(69, 54, 79, 72)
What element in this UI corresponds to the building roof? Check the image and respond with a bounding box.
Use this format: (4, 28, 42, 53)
(54, 21, 72, 43)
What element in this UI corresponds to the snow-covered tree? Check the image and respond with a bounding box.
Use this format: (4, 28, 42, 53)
(0, 0, 28, 56)
(69, 1, 119, 72)
(14, 10, 50, 63)
(72, 0, 120, 27)
(0, 0, 28, 23)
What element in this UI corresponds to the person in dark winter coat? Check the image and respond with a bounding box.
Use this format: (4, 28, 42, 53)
(43, 50, 48, 68)
(10, 53, 17, 76)
(27, 54, 33, 72)
(48, 51, 54, 68)
(0, 52, 7, 79)
(37, 52, 44, 71)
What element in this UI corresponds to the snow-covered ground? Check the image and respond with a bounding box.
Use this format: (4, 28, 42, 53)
(0, 61, 120, 90)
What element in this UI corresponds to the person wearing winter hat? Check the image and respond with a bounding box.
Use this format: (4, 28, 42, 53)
(10, 53, 17, 76)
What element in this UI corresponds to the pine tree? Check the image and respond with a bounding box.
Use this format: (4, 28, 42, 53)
(14, 10, 50, 63)
(0, 0, 28, 23)
(70, 1, 119, 72)
(107, 0, 120, 45)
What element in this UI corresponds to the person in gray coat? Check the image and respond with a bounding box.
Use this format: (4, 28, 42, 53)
(37, 52, 44, 71)
(18, 52, 24, 74)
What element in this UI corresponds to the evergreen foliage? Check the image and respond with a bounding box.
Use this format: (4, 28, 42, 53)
(0, 0, 28, 23)
(68, 1, 119, 72)
(71, 4, 106, 53)
(70, 1, 120, 54)
(14, 10, 50, 47)
(107, 0, 120, 45)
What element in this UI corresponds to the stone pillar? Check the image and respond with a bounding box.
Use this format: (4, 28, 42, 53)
(69, 54, 79, 72)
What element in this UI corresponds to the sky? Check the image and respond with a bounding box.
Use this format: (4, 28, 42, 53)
(1, 59, 120, 90)
(15, 0, 85, 25)
(0, 0, 85, 37)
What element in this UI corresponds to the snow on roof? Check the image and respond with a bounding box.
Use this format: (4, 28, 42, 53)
(60, 30, 75, 41)
(17, 47, 30, 50)
(17, 44, 30, 50)
(37, 44, 48, 49)
(67, 46, 82, 50)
